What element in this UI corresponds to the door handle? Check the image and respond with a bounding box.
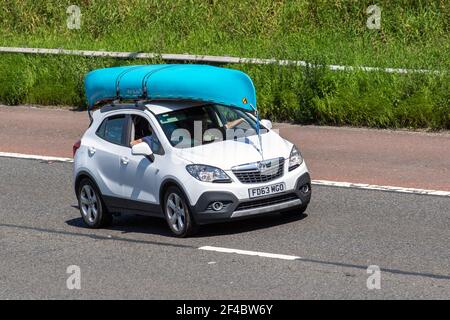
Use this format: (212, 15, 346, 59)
(88, 147, 96, 156)
(121, 156, 129, 165)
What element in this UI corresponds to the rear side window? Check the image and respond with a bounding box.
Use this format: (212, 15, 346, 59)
(96, 115, 126, 146)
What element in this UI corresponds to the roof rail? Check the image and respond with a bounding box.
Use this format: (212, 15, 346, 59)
(100, 103, 147, 114)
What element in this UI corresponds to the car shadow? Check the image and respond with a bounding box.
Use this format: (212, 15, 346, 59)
(193, 213, 308, 238)
(68, 205, 308, 238)
(66, 214, 174, 237)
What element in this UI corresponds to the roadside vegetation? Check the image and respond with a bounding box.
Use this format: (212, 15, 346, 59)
(0, 0, 448, 129)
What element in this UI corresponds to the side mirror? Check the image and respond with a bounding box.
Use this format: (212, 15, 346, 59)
(132, 142, 153, 157)
(260, 119, 272, 130)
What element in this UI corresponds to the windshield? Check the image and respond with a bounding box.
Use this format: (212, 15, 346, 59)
(156, 104, 264, 149)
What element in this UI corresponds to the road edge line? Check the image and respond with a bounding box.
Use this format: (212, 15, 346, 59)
(0, 152, 449, 197)
(0, 152, 73, 163)
(312, 179, 450, 197)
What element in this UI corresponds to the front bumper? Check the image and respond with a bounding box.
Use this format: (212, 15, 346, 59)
(191, 172, 311, 224)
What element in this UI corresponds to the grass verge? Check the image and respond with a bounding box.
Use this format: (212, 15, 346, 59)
(0, 0, 448, 129)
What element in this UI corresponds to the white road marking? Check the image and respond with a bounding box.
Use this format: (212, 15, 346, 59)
(0, 151, 449, 197)
(199, 246, 301, 261)
(0, 152, 73, 163)
(312, 180, 450, 197)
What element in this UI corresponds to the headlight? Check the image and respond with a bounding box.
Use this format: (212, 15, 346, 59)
(186, 164, 231, 183)
(288, 145, 303, 171)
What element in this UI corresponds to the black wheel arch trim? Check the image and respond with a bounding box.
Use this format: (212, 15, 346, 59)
(159, 178, 193, 209)
(75, 170, 102, 198)
(294, 172, 312, 204)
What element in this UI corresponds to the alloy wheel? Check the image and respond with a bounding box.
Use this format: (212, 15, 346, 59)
(165, 193, 186, 232)
(80, 184, 98, 224)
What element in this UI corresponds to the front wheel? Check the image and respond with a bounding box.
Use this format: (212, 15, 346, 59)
(163, 186, 197, 237)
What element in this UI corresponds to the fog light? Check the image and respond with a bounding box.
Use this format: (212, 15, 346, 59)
(211, 201, 224, 211)
(301, 184, 310, 193)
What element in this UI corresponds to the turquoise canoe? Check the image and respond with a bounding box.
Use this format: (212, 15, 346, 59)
(84, 64, 257, 112)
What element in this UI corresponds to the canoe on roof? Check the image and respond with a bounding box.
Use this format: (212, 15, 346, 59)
(84, 64, 257, 111)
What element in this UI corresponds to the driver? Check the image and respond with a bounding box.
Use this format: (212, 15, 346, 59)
(130, 121, 153, 147)
(130, 135, 152, 147)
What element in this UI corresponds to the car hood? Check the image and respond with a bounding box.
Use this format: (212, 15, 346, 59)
(174, 131, 293, 170)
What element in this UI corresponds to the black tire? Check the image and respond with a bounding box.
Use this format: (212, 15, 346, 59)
(163, 186, 198, 237)
(77, 178, 112, 228)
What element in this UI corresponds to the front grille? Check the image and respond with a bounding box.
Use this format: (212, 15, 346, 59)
(235, 193, 299, 211)
(232, 158, 285, 184)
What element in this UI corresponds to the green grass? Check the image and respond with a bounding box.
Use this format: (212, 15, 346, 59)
(0, 0, 448, 129)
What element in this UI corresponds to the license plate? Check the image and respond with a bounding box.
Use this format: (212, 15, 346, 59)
(248, 182, 286, 199)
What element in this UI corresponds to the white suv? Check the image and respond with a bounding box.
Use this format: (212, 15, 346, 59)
(73, 101, 311, 237)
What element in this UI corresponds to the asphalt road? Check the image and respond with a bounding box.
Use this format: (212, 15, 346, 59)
(0, 157, 449, 299)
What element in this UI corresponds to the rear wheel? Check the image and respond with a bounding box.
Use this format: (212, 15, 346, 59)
(77, 178, 112, 228)
(163, 186, 197, 237)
